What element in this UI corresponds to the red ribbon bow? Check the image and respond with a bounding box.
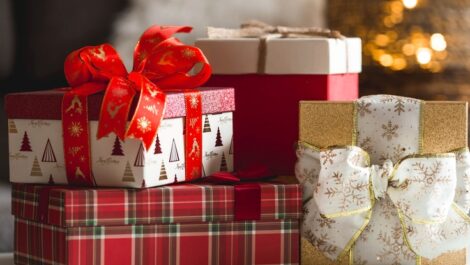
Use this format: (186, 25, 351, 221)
(62, 25, 211, 186)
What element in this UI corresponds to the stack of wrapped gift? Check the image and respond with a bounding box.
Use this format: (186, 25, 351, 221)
(196, 20, 361, 176)
(5, 25, 302, 265)
(296, 95, 470, 264)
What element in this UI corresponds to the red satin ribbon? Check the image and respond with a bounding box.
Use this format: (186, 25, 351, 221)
(206, 165, 272, 221)
(62, 25, 211, 186)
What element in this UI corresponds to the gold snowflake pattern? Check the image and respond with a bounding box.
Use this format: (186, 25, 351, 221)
(359, 137, 372, 153)
(324, 171, 369, 211)
(316, 216, 336, 229)
(410, 161, 450, 188)
(181, 48, 196, 59)
(320, 150, 337, 166)
(331, 172, 343, 185)
(357, 101, 372, 117)
(137, 116, 152, 133)
(304, 230, 338, 256)
(68, 122, 83, 137)
(376, 224, 415, 264)
(189, 94, 199, 109)
(381, 121, 399, 141)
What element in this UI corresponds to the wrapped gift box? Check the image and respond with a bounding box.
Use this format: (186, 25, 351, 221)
(12, 181, 301, 265)
(196, 37, 360, 175)
(5, 87, 234, 188)
(296, 95, 470, 265)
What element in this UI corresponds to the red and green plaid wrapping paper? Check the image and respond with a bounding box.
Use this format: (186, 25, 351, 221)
(15, 218, 300, 265)
(12, 183, 301, 227)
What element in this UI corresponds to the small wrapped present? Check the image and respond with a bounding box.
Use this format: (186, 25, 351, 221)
(12, 179, 302, 265)
(296, 95, 470, 264)
(195, 20, 360, 176)
(5, 25, 235, 188)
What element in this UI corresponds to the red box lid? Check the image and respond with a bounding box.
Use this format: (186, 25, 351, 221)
(5, 87, 235, 120)
(12, 182, 301, 227)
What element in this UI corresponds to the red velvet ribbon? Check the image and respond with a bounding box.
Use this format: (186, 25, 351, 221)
(62, 25, 211, 186)
(206, 165, 272, 221)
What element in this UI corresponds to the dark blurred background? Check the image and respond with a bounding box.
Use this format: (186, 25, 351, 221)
(1, 0, 469, 253)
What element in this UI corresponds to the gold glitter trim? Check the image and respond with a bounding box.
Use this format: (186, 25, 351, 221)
(322, 206, 372, 219)
(352, 101, 358, 146)
(419, 100, 425, 154)
(452, 202, 470, 223)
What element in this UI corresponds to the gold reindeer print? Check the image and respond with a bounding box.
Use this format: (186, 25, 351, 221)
(158, 51, 174, 66)
(75, 166, 86, 180)
(188, 137, 200, 158)
(68, 146, 83, 157)
(65, 95, 83, 114)
(91, 45, 106, 61)
(146, 83, 159, 98)
(189, 117, 198, 128)
(107, 102, 125, 118)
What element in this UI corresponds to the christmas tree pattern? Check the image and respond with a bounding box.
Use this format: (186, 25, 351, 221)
(48, 174, 54, 184)
(203, 115, 211, 133)
(215, 127, 223, 147)
(122, 161, 135, 182)
(141, 179, 146, 188)
(8, 120, 18, 134)
(169, 139, 179, 162)
(30, 156, 43, 177)
(42, 139, 57, 162)
(229, 137, 233, 155)
(134, 143, 145, 167)
(159, 161, 167, 180)
(111, 136, 124, 156)
(154, 134, 162, 154)
(20, 131, 32, 152)
(220, 153, 228, 172)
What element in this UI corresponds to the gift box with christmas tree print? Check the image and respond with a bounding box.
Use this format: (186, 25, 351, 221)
(5, 87, 235, 188)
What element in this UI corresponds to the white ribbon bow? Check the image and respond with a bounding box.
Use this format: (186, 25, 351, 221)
(296, 142, 470, 261)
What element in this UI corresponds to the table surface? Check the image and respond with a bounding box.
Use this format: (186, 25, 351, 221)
(0, 253, 13, 265)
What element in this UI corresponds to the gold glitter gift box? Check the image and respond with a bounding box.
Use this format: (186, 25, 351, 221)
(298, 98, 469, 265)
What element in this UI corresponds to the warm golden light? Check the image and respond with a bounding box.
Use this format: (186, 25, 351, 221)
(391, 57, 407, 71)
(379, 54, 394, 67)
(402, 0, 418, 9)
(416, 47, 432, 64)
(430, 33, 446, 52)
(402, 43, 415, 56)
(375, 34, 389, 47)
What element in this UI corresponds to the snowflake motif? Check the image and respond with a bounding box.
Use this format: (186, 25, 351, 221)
(381, 121, 399, 141)
(320, 150, 336, 166)
(331, 172, 343, 185)
(137, 116, 152, 133)
(376, 224, 415, 264)
(304, 230, 338, 256)
(359, 137, 372, 153)
(324, 171, 369, 211)
(410, 161, 451, 188)
(381, 197, 399, 220)
(379, 144, 407, 163)
(68, 122, 83, 137)
(452, 215, 470, 235)
(357, 101, 372, 117)
(379, 95, 397, 103)
(181, 48, 196, 59)
(189, 95, 199, 109)
(316, 216, 336, 229)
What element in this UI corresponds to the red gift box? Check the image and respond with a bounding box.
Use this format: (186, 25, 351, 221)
(12, 182, 301, 265)
(196, 36, 360, 175)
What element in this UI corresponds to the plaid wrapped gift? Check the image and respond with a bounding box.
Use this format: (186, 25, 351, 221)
(12, 182, 301, 265)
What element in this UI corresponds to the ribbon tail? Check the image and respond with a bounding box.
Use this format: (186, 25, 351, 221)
(62, 82, 105, 186)
(97, 77, 137, 140)
(184, 89, 203, 180)
(126, 75, 166, 150)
